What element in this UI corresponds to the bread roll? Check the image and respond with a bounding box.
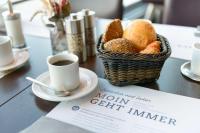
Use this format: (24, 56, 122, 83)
(104, 38, 138, 53)
(102, 19, 123, 43)
(140, 41, 161, 54)
(123, 19, 157, 51)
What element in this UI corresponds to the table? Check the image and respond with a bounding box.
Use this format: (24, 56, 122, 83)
(0, 19, 200, 133)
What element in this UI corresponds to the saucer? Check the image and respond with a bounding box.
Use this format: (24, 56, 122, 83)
(32, 67, 98, 102)
(181, 61, 200, 82)
(0, 51, 29, 71)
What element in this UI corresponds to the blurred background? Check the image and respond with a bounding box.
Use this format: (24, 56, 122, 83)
(0, 0, 200, 27)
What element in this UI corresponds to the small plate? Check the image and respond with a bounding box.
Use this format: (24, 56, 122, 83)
(181, 61, 200, 82)
(0, 51, 29, 71)
(32, 68, 98, 102)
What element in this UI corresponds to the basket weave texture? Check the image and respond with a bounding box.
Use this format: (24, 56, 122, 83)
(97, 34, 171, 86)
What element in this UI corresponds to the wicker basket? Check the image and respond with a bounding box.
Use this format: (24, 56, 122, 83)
(97, 34, 171, 86)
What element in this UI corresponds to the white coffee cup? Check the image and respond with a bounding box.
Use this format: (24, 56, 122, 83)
(0, 36, 14, 67)
(191, 43, 200, 76)
(47, 52, 80, 92)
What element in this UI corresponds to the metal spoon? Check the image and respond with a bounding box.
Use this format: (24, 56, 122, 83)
(26, 77, 71, 97)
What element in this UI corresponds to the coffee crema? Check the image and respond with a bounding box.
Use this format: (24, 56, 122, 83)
(52, 60, 74, 66)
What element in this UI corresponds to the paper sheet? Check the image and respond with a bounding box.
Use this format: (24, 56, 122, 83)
(47, 78, 200, 133)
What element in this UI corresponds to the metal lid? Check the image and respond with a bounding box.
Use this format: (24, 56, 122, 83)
(65, 13, 84, 34)
(80, 9, 96, 28)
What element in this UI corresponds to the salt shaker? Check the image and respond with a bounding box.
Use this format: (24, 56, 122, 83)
(65, 13, 87, 63)
(2, 11, 25, 48)
(81, 9, 96, 56)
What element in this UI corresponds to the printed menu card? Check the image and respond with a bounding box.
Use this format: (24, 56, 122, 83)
(47, 78, 200, 133)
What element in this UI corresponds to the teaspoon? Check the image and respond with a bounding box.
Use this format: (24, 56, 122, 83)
(26, 77, 71, 97)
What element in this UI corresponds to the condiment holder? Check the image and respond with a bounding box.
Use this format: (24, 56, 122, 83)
(65, 9, 97, 62)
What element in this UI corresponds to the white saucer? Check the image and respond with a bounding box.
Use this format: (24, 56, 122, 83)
(0, 51, 29, 71)
(181, 61, 200, 82)
(32, 67, 98, 102)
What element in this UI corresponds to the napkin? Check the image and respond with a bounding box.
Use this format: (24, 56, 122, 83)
(20, 116, 93, 133)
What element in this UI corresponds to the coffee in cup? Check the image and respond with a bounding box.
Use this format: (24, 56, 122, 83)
(47, 52, 80, 92)
(191, 43, 200, 76)
(0, 36, 14, 67)
(52, 60, 74, 66)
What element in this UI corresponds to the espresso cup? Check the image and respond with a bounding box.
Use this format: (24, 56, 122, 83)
(191, 43, 200, 76)
(0, 36, 14, 67)
(47, 52, 80, 92)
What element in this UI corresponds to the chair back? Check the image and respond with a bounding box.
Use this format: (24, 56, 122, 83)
(162, 0, 200, 27)
(70, 0, 123, 19)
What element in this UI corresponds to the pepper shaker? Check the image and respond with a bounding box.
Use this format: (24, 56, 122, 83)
(65, 13, 87, 63)
(81, 9, 96, 56)
(2, 11, 25, 48)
